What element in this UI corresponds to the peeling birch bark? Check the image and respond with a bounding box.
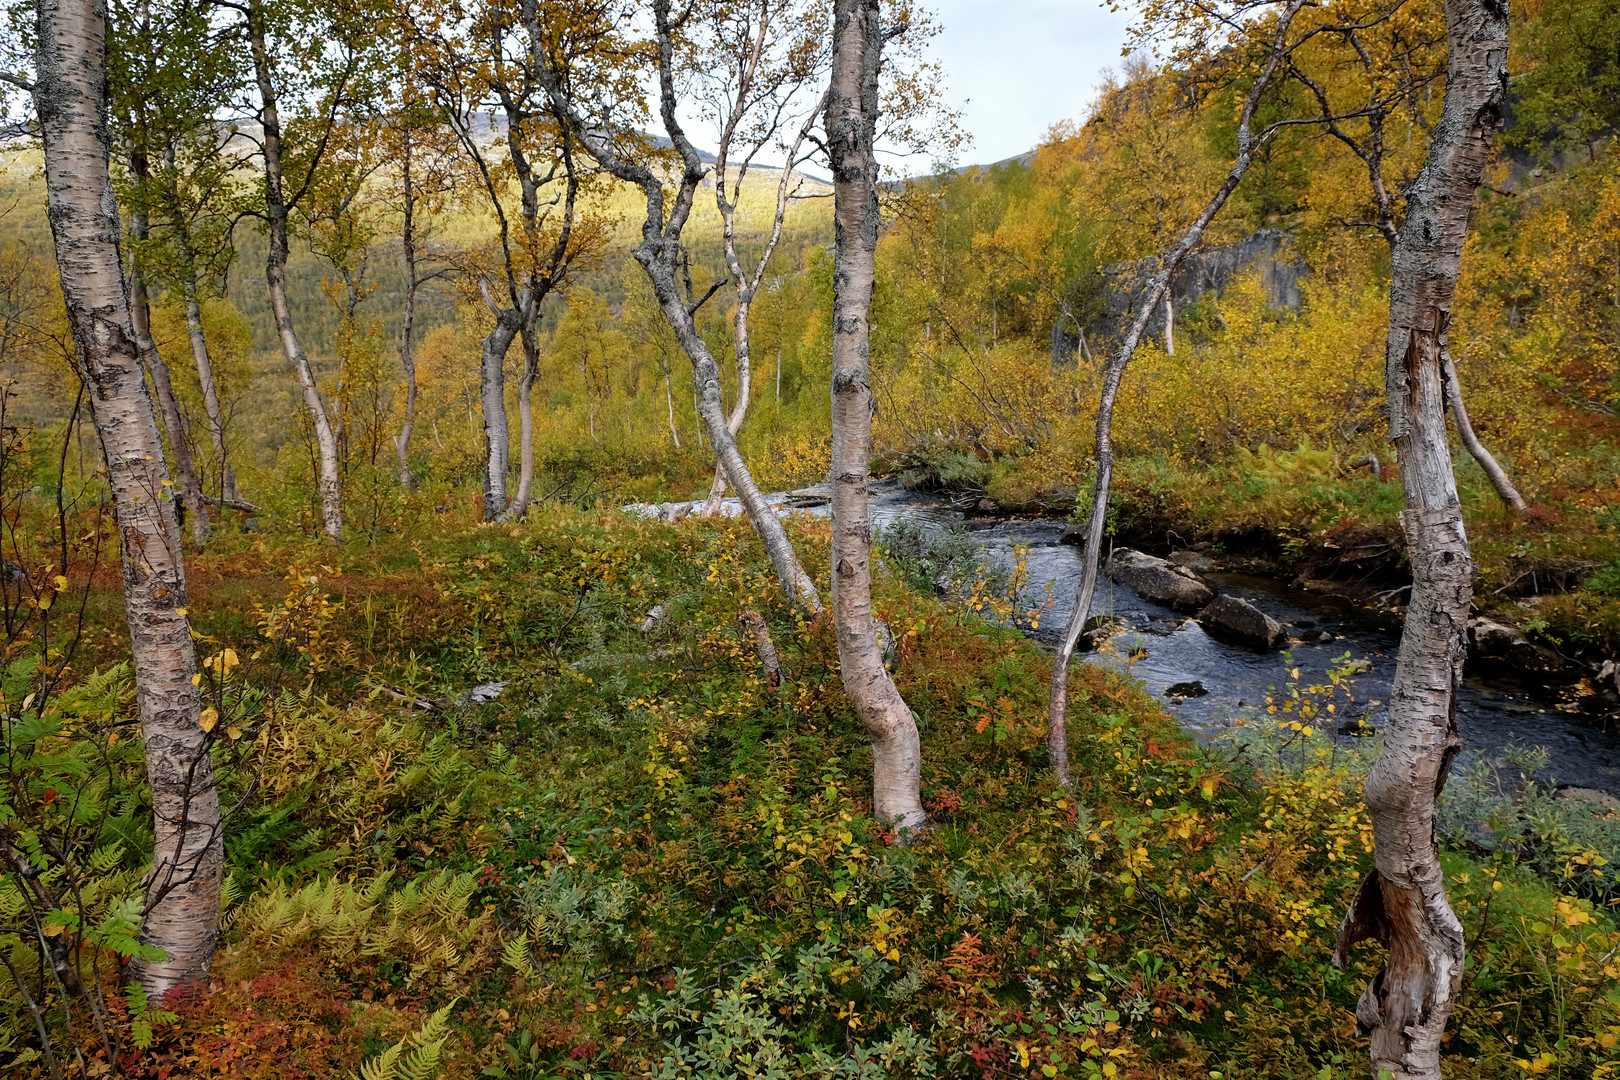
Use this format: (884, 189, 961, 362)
(1330, 3, 1507, 1077)
(34, 0, 222, 996)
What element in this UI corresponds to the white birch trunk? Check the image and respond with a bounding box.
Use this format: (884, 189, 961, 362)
(479, 317, 518, 520)
(248, 4, 341, 540)
(182, 279, 239, 503)
(1047, 0, 1309, 788)
(34, 0, 222, 996)
(507, 327, 540, 518)
(1330, 4, 1508, 1076)
(395, 138, 419, 491)
(828, 0, 928, 833)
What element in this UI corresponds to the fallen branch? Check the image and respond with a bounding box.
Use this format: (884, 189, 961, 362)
(201, 494, 264, 514)
(373, 685, 440, 711)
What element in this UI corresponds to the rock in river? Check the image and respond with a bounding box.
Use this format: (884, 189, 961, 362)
(1469, 617, 1563, 671)
(1196, 594, 1286, 651)
(1105, 548, 1217, 612)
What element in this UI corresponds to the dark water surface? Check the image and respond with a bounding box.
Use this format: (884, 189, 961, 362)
(853, 483, 1620, 795)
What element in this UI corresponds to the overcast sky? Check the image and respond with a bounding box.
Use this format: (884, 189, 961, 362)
(923, 0, 1135, 167)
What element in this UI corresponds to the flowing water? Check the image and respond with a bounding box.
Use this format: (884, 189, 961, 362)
(849, 482, 1620, 795)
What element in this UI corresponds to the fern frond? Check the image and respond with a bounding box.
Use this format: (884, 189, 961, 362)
(501, 932, 537, 978)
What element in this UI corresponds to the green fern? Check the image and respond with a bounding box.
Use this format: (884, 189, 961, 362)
(500, 931, 537, 978)
(357, 1000, 457, 1080)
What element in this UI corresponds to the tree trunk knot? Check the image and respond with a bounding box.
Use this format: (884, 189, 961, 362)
(837, 558, 856, 578)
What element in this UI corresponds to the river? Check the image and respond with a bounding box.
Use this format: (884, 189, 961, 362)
(854, 482, 1620, 795)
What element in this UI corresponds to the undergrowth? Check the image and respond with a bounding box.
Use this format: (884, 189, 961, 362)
(2, 507, 1617, 1078)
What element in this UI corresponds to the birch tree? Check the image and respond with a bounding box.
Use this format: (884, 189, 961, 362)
(31, 0, 222, 994)
(1330, 2, 1509, 1074)
(828, 0, 928, 832)
(109, 0, 212, 542)
(529, 0, 822, 610)
(228, 0, 365, 540)
(409, 0, 604, 521)
(1048, 0, 1312, 787)
(686, 0, 828, 517)
(381, 87, 456, 491)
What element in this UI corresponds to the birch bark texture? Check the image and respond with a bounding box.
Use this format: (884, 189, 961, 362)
(1047, 0, 1308, 788)
(1330, 3, 1508, 1076)
(529, 0, 821, 611)
(33, 0, 222, 996)
(828, 0, 928, 833)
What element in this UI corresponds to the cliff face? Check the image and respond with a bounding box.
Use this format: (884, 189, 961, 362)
(1053, 229, 1308, 363)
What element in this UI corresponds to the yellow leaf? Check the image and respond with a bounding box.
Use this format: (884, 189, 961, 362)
(199, 707, 219, 733)
(191, 673, 202, 687)
(222, 648, 240, 671)
(175, 607, 188, 618)
(225, 724, 242, 741)
(51, 574, 67, 592)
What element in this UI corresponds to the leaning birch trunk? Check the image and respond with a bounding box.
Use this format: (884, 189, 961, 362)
(829, 0, 929, 833)
(1047, 0, 1308, 788)
(248, 4, 341, 540)
(1330, 3, 1506, 1076)
(648, 263, 822, 610)
(127, 216, 207, 545)
(33, 0, 222, 995)
(702, 95, 824, 518)
(529, 0, 821, 612)
(1442, 349, 1527, 513)
(698, 300, 749, 517)
(182, 279, 239, 503)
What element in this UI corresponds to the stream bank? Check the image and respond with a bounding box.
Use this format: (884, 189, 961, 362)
(627, 480, 1620, 794)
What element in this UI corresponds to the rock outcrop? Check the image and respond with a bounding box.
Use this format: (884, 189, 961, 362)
(1105, 549, 1217, 612)
(1196, 594, 1285, 650)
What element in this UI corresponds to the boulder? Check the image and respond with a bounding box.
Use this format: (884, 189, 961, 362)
(1557, 787, 1620, 813)
(1105, 548, 1217, 612)
(1168, 549, 1216, 572)
(1596, 659, 1618, 697)
(1058, 521, 1091, 546)
(1196, 594, 1286, 650)
(1165, 680, 1208, 698)
(1470, 618, 1530, 656)
(1467, 617, 1563, 671)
